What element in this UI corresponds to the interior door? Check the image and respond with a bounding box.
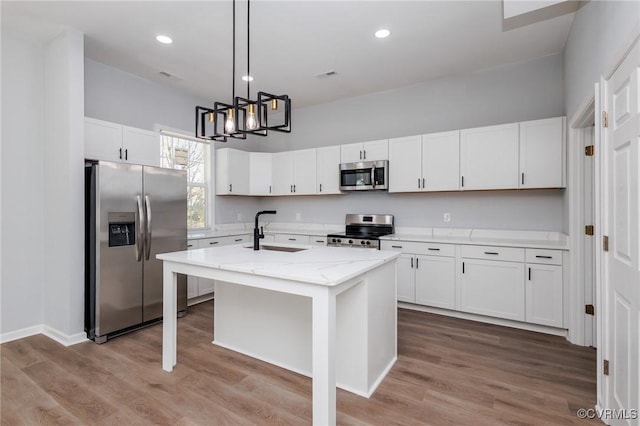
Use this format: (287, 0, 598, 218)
(584, 126, 596, 347)
(142, 166, 187, 322)
(604, 41, 639, 424)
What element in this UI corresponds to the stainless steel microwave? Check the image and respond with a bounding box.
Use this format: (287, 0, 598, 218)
(339, 160, 389, 191)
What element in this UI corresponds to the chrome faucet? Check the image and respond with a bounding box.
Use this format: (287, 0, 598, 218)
(254, 210, 277, 250)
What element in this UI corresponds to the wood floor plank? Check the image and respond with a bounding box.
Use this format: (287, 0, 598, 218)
(1, 301, 598, 425)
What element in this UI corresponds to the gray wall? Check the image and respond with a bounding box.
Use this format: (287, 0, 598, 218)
(232, 54, 566, 231)
(564, 1, 639, 121)
(562, 1, 639, 232)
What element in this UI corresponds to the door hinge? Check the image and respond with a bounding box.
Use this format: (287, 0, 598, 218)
(603, 235, 609, 252)
(585, 145, 595, 156)
(603, 359, 610, 376)
(585, 304, 595, 315)
(585, 225, 595, 236)
(602, 111, 609, 128)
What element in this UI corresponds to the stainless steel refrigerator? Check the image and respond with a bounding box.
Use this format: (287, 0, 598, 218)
(85, 160, 187, 343)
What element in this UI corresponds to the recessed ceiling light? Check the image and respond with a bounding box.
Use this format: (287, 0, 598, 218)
(242, 75, 254, 82)
(156, 35, 173, 45)
(374, 29, 390, 39)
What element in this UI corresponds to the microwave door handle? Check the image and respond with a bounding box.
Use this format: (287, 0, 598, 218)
(371, 166, 376, 188)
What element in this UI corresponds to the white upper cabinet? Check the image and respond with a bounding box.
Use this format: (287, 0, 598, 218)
(271, 151, 294, 195)
(340, 139, 388, 162)
(316, 146, 341, 194)
(388, 131, 459, 193)
(422, 130, 460, 191)
(519, 117, 565, 188)
(216, 148, 249, 195)
(121, 126, 160, 167)
(388, 136, 422, 192)
(460, 123, 519, 190)
(293, 149, 317, 195)
(249, 152, 273, 195)
(85, 117, 160, 167)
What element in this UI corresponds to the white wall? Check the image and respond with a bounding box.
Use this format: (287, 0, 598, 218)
(243, 54, 566, 230)
(42, 30, 85, 337)
(1, 33, 45, 334)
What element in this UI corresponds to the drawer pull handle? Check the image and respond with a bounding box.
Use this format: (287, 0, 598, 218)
(209, 241, 219, 245)
(535, 255, 553, 259)
(315, 240, 324, 243)
(392, 245, 403, 249)
(187, 244, 194, 248)
(288, 238, 296, 241)
(235, 239, 243, 242)
(484, 251, 499, 255)
(428, 248, 440, 251)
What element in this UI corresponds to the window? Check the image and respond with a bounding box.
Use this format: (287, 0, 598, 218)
(160, 134, 210, 229)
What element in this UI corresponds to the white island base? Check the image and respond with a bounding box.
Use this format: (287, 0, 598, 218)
(214, 260, 397, 398)
(158, 244, 399, 425)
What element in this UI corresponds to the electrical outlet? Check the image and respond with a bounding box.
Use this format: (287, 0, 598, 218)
(237, 212, 242, 222)
(295, 212, 302, 221)
(443, 213, 451, 223)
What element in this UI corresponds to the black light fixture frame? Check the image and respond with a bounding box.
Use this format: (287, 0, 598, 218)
(258, 92, 292, 133)
(214, 101, 246, 140)
(234, 96, 267, 136)
(195, 105, 227, 142)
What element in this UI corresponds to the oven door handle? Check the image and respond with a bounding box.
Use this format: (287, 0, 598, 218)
(371, 166, 376, 188)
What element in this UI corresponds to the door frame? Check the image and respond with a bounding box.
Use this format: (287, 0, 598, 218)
(567, 98, 597, 347)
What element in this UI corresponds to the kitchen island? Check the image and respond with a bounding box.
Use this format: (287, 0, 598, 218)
(157, 243, 399, 425)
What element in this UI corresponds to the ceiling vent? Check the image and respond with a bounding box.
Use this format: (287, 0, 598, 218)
(315, 70, 338, 79)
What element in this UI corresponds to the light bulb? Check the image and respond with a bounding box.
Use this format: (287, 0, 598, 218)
(246, 104, 258, 130)
(270, 98, 278, 110)
(207, 112, 214, 123)
(225, 108, 235, 133)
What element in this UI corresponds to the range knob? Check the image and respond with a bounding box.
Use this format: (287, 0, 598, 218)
(331, 238, 337, 243)
(337, 239, 342, 243)
(361, 241, 366, 245)
(366, 241, 371, 245)
(348, 240, 353, 244)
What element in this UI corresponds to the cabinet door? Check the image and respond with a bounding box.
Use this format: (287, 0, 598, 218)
(293, 149, 317, 195)
(249, 152, 273, 195)
(316, 146, 341, 194)
(186, 241, 199, 299)
(459, 258, 525, 321)
(388, 135, 422, 193)
(84, 117, 122, 162)
(519, 117, 565, 189)
(340, 142, 364, 163)
(216, 148, 249, 195)
(271, 151, 294, 195)
(422, 130, 460, 191)
(396, 254, 415, 303)
(525, 263, 563, 327)
(196, 239, 216, 295)
(362, 139, 389, 161)
(122, 126, 160, 167)
(415, 255, 455, 309)
(460, 123, 519, 190)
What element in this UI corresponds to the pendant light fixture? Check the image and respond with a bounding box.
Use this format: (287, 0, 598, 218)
(196, 0, 291, 141)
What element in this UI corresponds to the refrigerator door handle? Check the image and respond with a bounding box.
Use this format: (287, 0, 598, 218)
(144, 195, 152, 260)
(135, 195, 144, 262)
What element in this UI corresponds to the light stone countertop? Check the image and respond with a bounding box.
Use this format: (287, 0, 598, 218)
(157, 243, 399, 286)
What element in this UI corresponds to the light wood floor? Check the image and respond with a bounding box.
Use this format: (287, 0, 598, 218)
(2, 301, 599, 425)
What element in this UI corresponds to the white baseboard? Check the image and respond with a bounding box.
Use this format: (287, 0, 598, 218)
(1, 324, 88, 346)
(398, 302, 568, 338)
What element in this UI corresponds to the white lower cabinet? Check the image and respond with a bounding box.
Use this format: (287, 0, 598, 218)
(459, 258, 525, 321)
(525, 261, 563, 328)
(415, 255, 456, 309)
(188, 234, 251, 300)
(396, 254, 416, 303)
(274, 233, 310, 244)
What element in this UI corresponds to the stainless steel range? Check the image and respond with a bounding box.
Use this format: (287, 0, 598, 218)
(327, 214, 394, 249)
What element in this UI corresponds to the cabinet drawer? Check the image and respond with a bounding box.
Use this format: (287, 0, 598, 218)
(461, 245, 524, 262)
(274, 233, 310, 244)
(381, 240, 454, 257)
(309, 236, 327, 246)
(525, 248, 563, 265)
(199, 235, 250, 247)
